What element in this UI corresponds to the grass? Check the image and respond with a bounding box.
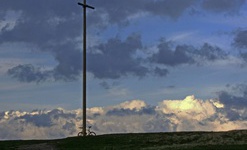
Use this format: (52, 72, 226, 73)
(0, 130, 246, 150)
(0, 140, 51, 150)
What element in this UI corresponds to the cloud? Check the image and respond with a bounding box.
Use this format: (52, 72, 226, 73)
(99, 81, 120, 90)
(7, 64, 51, 83)
(89, 0, 144, 26)
(154, 67, 169, 77)
(194, 43, 228, 61)
(217, 84, 247, 108)
(1, 95, 246, 140)
(0, 108, 80, 140)
(117, 100, 147, 110)
(202, 0, 246, 13)
(158, 95, 217, 121)
(5, 35, 230, 81)
(233, 29, 247, 49)
(149, 40, 195, 66)
(157, 95, 246, 131)
(106, 100, 156, 116)
(88, 36, 228, 79)
(105, 107, 156, 117)
(232, 29, 247, 63)
(218, 91, 247, 108)
(52, 43, 82, 81)
(99, 81, 111, 90)
(7, 42, 83, 82)
(146, 0, 197, 19)
(89, 0, 197, 26)
(149, 40, 228, 67)
(217, 84, 247, 121)
(89, 0, 246, 27)
(88, 34, 149, 79)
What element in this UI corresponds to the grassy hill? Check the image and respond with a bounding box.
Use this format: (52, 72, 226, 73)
(0, 130, 246, 150)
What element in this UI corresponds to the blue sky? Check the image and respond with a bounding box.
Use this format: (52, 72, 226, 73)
(0, 0, 247, 111)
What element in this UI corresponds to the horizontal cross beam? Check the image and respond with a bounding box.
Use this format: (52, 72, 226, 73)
(78, 2, 95, 9)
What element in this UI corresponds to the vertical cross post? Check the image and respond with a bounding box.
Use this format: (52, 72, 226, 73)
(78, 0, 94, 137)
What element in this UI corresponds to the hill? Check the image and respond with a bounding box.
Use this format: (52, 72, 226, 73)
(0, 130, 246, 150)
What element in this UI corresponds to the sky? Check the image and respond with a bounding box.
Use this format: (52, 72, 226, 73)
(0, 0, 247, 139)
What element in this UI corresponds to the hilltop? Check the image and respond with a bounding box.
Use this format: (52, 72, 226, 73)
(0, 130, 246, 150)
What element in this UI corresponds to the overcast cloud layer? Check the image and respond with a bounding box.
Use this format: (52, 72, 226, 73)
(0, 95, 246, 140)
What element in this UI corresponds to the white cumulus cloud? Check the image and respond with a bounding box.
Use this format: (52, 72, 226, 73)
(0, 95, 246, 140)
(158, 95, 218, 120)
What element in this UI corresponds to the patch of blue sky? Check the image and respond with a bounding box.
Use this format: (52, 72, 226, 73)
(99, 13, 236, 48)
(0, 78, 82, 110)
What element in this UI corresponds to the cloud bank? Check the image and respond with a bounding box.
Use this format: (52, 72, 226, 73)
(0, 95, 246, 140)
(1, 0, 246, 82)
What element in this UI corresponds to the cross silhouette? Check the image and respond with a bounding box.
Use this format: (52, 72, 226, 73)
(78, 0, 94, 137)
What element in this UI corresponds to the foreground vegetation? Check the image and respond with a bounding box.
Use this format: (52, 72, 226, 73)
(0, 130, 246, 150)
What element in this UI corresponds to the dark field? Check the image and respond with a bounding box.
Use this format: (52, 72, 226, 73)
(0, 130, 246, 150)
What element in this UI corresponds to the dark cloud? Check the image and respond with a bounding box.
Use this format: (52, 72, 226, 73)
(52, 43, 82, 81)
(142, 114, 174, 132)
(99, 81, 120, 89)
(150, 40, 228, 67)
(88, 0, 246, 27)
(88, 34, 149, 79)
(89, 0, 196, 27)
(7, 43, 83, 82)
(0, 1, 79, 18)
(166, 85, 176, 89)
(106, 106, 156, 116)
(240, 52, 247, 62)
(150, 40, 195, 66)
(218, 91, 247, 108)
(89, 0, 245, 27)
(146, 0, 197, 19)
(202, 0, 246, 13)
(154, 67, 169, 77)
(18, 109, 76, 127)
(90, 0, 144, 26)
(99, 81, 111, 90)
(233, 30, 247, 62)
(217, 88, 247, 121)
(225, 109, 242, 121)
(194, 43, 228, 61)
(7, 64, 51, 83)
(217, 84, 247, 120)
(19, 113, 53, 127)
(233, 30, 247, 49)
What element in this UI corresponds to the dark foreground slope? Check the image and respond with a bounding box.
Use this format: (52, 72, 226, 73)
(0, 130, 246, 150)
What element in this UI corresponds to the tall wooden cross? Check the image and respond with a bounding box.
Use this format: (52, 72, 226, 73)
(78, 0, 94, 137)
